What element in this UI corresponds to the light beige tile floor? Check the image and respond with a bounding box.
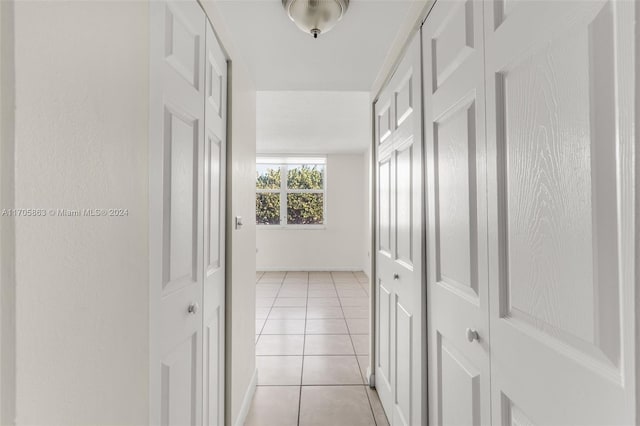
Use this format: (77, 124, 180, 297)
(262, 319, 306, 335)
(305, 318, 349, 334)
(303, 335, 354, 355)
(299, 386, 376, 426)
(246, 271, 389, 426)
(245, 386, 300, 426)
(351, 334, 370, 355)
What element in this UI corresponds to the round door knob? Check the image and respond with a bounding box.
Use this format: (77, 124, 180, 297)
(188, 303, 199, 315)
(466, 328, 479, 342)
(393, 273, 400, 280)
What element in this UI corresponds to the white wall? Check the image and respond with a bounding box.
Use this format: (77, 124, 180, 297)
(225, 65, 257, 424)
(257, 154, 366, 271)
(13, 1, 149, 424)
(363, 145, 372, 279)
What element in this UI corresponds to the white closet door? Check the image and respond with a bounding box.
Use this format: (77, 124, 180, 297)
(422, 0, 491, 424)
(374, 34, 424, 426)
(484, 1, 637, 424)
(150, 1, 206, 425)
(202, 20, 227, 426)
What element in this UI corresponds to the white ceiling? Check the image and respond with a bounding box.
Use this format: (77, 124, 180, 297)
(257, 91, 371, 154)
(215, 0, 417, 90)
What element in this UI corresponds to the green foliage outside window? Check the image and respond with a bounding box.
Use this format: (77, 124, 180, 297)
(287, 165, 323, 190)
(256, 163, 324, 226)
(287, 193, 324, 224)
(256, 167, 281, 190)
(256, 193, 280, 225)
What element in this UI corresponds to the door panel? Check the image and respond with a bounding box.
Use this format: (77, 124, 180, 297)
(484, 1, 637, 424)
(395, 74, 414, 127)
(164, 4, 201, 89)
(395, 144, 413, 266)
(378, 280, 392, 390)
(375, 34, 424, 426)
(434, 101, 477, 298)
(164, 108, 199, 292)
(161, 333, 200, 426)
(203, 20, 227, 426)
(204, 309, 221, 426)
(438, 335, 481, 426)
(395, 300, 413, 426)
(205, 135, 222, 271)
(378, 103, 393, 145)
(432, 0, 475, 91)
(378, 156, 392, 255)
(422, 0, 490, 425)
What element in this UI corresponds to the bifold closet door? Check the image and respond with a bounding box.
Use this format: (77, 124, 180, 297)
(484, 0, 637, 424)
(150, 0, 205, 424)
(374, 34, 425, 426)
(202, 19, 227, 426)
(150, 2, 227, 425)
(422, 0, 491, 424)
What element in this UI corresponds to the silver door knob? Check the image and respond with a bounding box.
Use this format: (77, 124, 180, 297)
(393, 273, 400, 280)
(466, 328, 479, 342)
(188, 303, 199, 314)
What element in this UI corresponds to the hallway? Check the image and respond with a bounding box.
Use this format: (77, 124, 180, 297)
(247, 271, 387, 426)
(3, 0, 639, 424)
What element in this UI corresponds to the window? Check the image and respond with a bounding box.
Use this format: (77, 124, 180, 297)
(256, 157, 326, 227)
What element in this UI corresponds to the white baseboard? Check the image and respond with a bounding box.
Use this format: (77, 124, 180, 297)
(257, 266, 363, 272)
(367, 370, 375, 388)
(363, 268, 371, 280)
(234, 368, 258, 426)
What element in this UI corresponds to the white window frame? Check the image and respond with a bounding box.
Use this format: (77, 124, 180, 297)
(256, 156, 327, 229)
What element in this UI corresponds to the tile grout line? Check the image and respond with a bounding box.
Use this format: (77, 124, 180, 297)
(251, 384, 371, 387)
(256, 273, 285, 347)
(353, 273, 381, 426)
(255, 273, 266, 340)
(334, 271, 379, 426)
(297, 271, 310, 426)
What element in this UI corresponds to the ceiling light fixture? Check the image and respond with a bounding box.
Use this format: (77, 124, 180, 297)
(282, 0, 350, 39)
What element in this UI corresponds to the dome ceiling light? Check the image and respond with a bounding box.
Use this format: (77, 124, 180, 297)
(282, 0, 350, 39)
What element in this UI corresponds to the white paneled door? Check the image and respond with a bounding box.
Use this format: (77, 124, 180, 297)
(422, 0, 637, 424)
(374, 34, 425, 426)
(150, 2, 227, 425)
(422, 0, 490, 424)
(203, 19, 227, 426)
(484, 0, 636, 424)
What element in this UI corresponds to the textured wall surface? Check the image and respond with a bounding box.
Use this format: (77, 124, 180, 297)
(13, 2, 149, 424)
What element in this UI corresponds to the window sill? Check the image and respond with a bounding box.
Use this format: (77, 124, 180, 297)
(257, 225, 327, 231)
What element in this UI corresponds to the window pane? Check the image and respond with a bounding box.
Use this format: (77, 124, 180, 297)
(287, 164, 324, 190)
(256, 165, 281, 190)
(287, 193, 324, 225)
(256, 193, 280, 225)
